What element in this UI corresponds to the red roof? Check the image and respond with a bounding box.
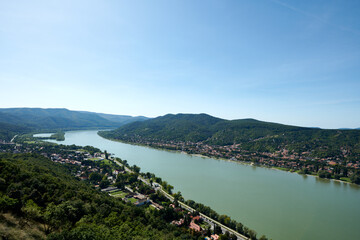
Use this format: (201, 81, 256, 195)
(211, 234, 220, 240)
(189, 222, 201, 232)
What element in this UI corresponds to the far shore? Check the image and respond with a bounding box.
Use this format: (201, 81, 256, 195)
(97, 132, 357, 187)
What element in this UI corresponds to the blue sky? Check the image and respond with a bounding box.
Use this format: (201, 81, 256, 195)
(1, 0, 359, 128)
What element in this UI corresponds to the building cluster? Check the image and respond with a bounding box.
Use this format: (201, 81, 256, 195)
(49, 151, 119, 184)
(122, 138, 360, 176)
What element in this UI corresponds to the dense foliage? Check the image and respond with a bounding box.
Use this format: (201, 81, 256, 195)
(101, 113, 360, 158)
(0, 122, 31, 141)
(0, 153, 195, 239)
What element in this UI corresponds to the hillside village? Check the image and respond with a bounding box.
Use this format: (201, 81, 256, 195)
(119, 138, 360, 184)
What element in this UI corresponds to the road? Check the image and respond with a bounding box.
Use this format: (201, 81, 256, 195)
(113, 158, 248, 240)
(157, 187, 248, 240)
(10, 135, 18, 143)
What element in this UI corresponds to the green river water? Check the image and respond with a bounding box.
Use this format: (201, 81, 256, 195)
(46, 130, 360, 240)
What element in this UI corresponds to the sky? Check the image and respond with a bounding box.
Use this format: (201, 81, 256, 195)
(1, 0, 359, 129)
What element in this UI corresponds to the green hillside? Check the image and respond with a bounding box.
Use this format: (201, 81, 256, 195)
(100, 113, 360, 158)
(0, 153, 194, 239)
(0, 122, 31, 141)
(102, 113, 224, 142)
(0, 108, 148, 137)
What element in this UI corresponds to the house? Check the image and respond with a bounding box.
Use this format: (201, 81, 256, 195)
(211, 234, 220, 240)
(189, 221, 201, 232)
(171, 218, 184, 226)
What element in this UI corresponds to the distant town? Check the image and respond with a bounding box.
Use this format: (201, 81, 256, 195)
(115, 138, 360, 184)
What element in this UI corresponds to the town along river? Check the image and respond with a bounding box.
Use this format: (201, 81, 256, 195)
(46, 130, 360, 240)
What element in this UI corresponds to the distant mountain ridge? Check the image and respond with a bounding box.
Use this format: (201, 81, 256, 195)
(0, 108, 148, 140)
(92, 112, 148, 125)
(100, 113, 360, 156)
(102, 113, 307, 143)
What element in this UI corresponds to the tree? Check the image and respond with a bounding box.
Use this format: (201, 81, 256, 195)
(214, 225, 222, 234)
(128, 173, 138, 184)
(300, 168, 309, 174)
(350, 173, 360, 184)
(114, 181, 125, 190)
(248, 229, 257, 239)
(132, 164, 140, 173)
(89, 172, 103, 183)
(100, 179, 110, 189)
(0, 194, 18, 212)
(21, 199, 42, 222)
(230, 233, 238, 240)
(44, 203, 65, 233)
(318, 170, 331, 179)
(219, 233, 230, 240)
(0, 177, 6, 191)
(173, 191, 184, 202)
(236, 222, 244, 234)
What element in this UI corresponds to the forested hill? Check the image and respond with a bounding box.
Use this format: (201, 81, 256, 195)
(0, 122, 31, 142)
(100, 113, 360, 156)
(0, 108, 148, 138)
(102, 113, 225, 142)
(0, 153, 194, 239)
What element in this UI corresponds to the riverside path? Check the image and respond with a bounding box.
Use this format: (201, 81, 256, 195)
(113, 158, 249, 240)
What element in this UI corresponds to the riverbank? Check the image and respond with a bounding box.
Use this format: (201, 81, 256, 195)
(97, 132, 357, 186)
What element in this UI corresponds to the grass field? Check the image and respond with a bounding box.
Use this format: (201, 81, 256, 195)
(128, 198, 137, 204)
(340, 177, 351, 183)
(109, 190, 128, 199)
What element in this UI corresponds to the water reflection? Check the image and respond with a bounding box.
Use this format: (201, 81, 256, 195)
(333, 180, 341, 187)
(315, 177, 331, 184)
(301, 174, 308, 180)
(348, 182, 360, 190)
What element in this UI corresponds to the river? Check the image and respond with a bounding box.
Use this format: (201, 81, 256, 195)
(45, 130, 360, 240)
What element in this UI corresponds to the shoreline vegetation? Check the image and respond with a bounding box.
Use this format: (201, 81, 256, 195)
(49, 131, 65, 141)
(1, 134, 268, 240)
(97, 131, 360, 186)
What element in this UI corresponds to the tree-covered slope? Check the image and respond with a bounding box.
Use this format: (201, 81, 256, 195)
(0, 122, 31, 141)
(103, 113, 224, 142)
(100, 113, 360, 157)
(0, 108, 148, 132)
(0, 153, 194, 239)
